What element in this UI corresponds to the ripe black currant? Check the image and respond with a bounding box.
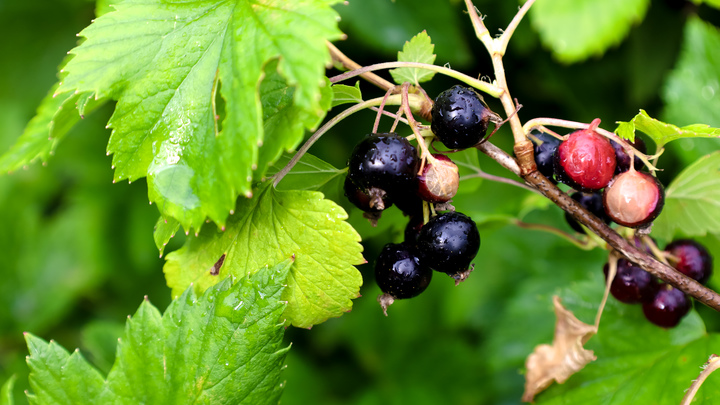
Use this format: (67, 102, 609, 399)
(375, 243, 432, 300)
(611, 137, 646, 174)
(554, 123, 616, 191)
(431, 85, 498, 149)
(603, 170, 665, 228)
(665, 239, 713, 285)
(565, 192, 611, 233)
(417, 211, 480, 281)
(603, 259, 659, 304)
(642, 285, 690, 328)
(344, 176, 392, 212)
(404, 216, 424, 244)
(417, 154, 459, 203)
(347, 133, 419, 192)
(530, 131, 561, 183)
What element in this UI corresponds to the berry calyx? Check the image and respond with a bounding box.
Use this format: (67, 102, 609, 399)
(565, 192, 611, 233)
(417, 211, 480, 282)
(417, 154, 459, 203)
(375, 243, 433, 315)
(642, 285, 691, 328)
(603, 169, 665, 228)
(431, 85, 499, 149)
(347, 133, 419, 192)
(611, 137, 646, 174)
(344, 176, 392, 212)
(530, 131, 561, 183)
(603, 259, 659, 304)
(554, 120, 616, 191)
(665, 239, 713, 285)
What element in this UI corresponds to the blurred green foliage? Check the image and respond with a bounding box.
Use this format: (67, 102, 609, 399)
(1, 0, 720, 404)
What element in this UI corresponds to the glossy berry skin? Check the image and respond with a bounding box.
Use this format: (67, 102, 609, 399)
(611, 137, 646, 174)
(565, 192, 611, 233)
(431, 85, 493, 149)
(347, 133, 418, 192)
(344, 176, 392, 212)
(417, 212, 480, 275)
(603, 170, 664, 228)
(603, 259, 659, 304)
(393, 191, 424, 217)
(666, 239, 713, 285)
(417, 154, 459, 203)
(375, 243, 432, 299)
(554, 128, 616, 191)
(530, 131, 561, 183)
(642, 286, 690, 328)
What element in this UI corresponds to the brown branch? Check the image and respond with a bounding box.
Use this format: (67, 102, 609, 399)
(327, 41, 396, 92)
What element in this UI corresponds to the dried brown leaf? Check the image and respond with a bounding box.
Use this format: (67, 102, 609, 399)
(522, 296, 598, 402)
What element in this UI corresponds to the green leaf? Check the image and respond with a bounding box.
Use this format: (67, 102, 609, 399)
(616, 110, 720, 149)
(54, 0, 343, 231)
(529, 0, 650, 63)
(26, 261, 292, 404)
(389, 30, 437, 85)
(266, 152, 345, 193)
(153, 216, 181, 257)
(0, 375, 15, 405)
(535, 273, 720, 404)
(164, 181, 363, 328)
(80, 320, 125, 374)
(691, 0, 720, 9)
(652, 152, 720, 240)
(331, 82, 363, 107)
(663, 17, 720, 127)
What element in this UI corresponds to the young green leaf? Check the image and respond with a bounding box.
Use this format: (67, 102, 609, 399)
(0, 375, 15, 405)
(529, 0, 649, 63)
(616, 110, 720, 148)
(663, 17, 720, 127)
(389, 31, 437, 85)
(26, 261, 292, 404)
(331, 82, 363, 107)
(53, 0, 343, 231)
(164, 181, 363, 328)
(652, 152, 720, 240)
(154, 216, 181, 256)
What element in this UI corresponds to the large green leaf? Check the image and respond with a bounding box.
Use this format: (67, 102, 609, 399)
(26, 261, 292, 404)
(164, 181, 363, 328)
(53, 0, 343, 230)
(663, 17, 720, 127)
(529, 0, 650, 63)
(0, 375, 15, 405)
(652, 152, 720, 240)
(616, 110, 720, 148)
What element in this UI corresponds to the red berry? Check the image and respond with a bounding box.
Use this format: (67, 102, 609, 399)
(665, 239, 713, 285)
(642, 285, 690, 328)
(603, 170, 665, 228)
(554, 121, 616, 191)
(416, 154, 459, 203)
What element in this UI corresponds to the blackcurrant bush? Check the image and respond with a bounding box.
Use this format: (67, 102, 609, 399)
(611, 137, 646, 174)
(603, 170, 664, 228)
(665, 239, 713, 285)
(530, 131, 561, 183)
(431, 85, 498, 149)
(565, 192, 611, 233)
(347, 133, 419, 192)
(642, 285, 690, 328)
(554, 124, 616, 191)
(375, 243, 432, 299)
(417, 212, 480, 280)
(603, 259, 659, 304)
(344, 176, 392, 212)
(417, 154, 459, 203)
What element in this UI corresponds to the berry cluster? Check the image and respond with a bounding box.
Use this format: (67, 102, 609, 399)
(603, 238, 713, 328)
(530, 121, 663, 231)
(345, 85, 492, 314)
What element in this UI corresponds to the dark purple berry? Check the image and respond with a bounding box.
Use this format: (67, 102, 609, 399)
(603, 259, 659, 304)
(431, 85, 498, 149)
(666, 239, 713, 285)
(417, 154, 459, 203)
(393, 191, 424, 217)
(347, 133, 419, 192)
(611, 137, 646, 174)
(565, 192, 611, 233)
(344, 176, 392, 212)
(554, 120, 616, 191)
(603, 170, 664, 228)
(375, 243, 432, 299)
(417, 212, 480, 277)
(530, 131, 561, 183)
(642, 286, 690, 328)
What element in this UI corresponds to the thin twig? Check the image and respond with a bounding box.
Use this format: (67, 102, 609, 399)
(464, 0, 493, 51)
(368, 106, 409, 128)
(475, 141, 521, 176)
(498, 0, 536, 55)
(372, 87, 395, 134)
(680, 354, 720, 405)
(455, 160, 539, 194)
(327, 41, 396, 91)
(511, 219, 595, 251)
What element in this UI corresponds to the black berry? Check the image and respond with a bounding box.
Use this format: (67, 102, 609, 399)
(554, 121, 616, 191)
(665, 239, 713, 285)
(530, 131, 561, 183)
(347, 133, 419, 192)
(642, 285, 691, 328)
(611, 137, 646, 174)
(404, 216, 424, 244)
(431, 85, 497, 149)
(417, 212, 480, 279)
(565, 192, 611, 233)
(375, 243, 432, 299)
(603, 259, 659, 304)
(344, 176, 392, 212)
(603, 170, 664, 228)
(417, 154, 459, 203)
